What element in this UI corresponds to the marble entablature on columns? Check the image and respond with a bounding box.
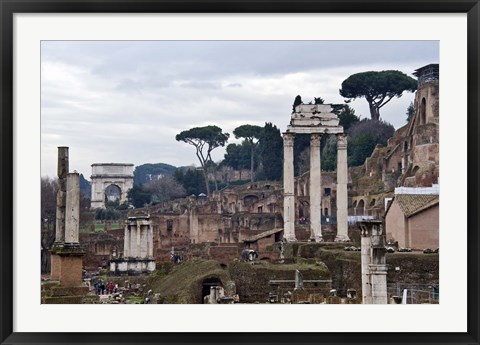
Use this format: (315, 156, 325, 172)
(287, 104, 344, 134)
(283, 102, 349, 242)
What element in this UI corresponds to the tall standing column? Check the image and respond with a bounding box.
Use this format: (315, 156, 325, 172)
(54, 146, 69, 245)
(336, 134, 350, 241)
(64, 172, 80, 246)
(309, 133, 322, 242)
(283, 132, 296, 241)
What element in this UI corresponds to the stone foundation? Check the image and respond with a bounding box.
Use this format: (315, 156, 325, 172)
(110, 258, 156, 275)
(41, 281, 93, 304)
(50, 246, 85, 286)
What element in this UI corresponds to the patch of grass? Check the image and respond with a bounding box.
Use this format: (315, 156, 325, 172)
(126, 296, 144, 304)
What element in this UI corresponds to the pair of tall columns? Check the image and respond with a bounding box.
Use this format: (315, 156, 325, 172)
(283, 133, 349, 242)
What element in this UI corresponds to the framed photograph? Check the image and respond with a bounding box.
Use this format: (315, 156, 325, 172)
(1, 1, 478, 345)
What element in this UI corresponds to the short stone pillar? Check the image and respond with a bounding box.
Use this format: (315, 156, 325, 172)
(283, 133, 296, 241)
(294, 269, 304, 291)
(360, 224, 372, 304)
(335, 134, 350, 241)
(360, 220, 388, 304)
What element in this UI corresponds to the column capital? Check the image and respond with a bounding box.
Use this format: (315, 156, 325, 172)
(310, 133, 321, 147)
(337, 133, 348, 149)
(283, 132, 295, 147)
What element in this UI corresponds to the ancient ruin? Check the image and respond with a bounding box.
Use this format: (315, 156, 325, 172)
(283, 104, 349, 242)
(42, 64, 440, 305)
(360, 220, 388, 304)
(110, 215, 156, 274)
(43, 147, 97, 304)
(90, 163, 134, 208)
(50, 147, 84, 286)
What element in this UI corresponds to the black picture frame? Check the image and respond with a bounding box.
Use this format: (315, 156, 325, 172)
(1, 1, 479, 345)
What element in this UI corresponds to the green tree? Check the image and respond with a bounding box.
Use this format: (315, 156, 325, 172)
(338, 104, 360, 131)
(145, 175, 186, 203)
(223, 143, 250, 180)
(176, 125, 229, 196)
(174, 167, 207, 196)
(293, 134, 310, 176)
(233, 124, 263, 183)
(347, 119, 395, 166)
(41, 177, 58, 274)
(133, 163, 177, 185)
(406, 101, 415, 122)
(127, 184, 151, 208)
(259, 122, 283, 181)
(292, 95, 303, 113)
(339, 70, 417, 121)
(321, 136, 338, 172)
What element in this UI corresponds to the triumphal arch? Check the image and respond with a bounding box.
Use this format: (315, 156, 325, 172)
(283, 103, 349, 242)
(90, 163, 134, 209)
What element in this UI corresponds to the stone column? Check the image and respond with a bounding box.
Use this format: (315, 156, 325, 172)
(283, 132, 296, 241)
(360, 223, 372, 304)
(369, 265, 388, 304)
(370, 222, 388, 304)
(148, 225, 153, 257)
(140, 224, 147, 258)
(336, 134, 350, 241)
(55, 147, 69, 244)
(136, 220, 141, 258)
(130, 221, 137, 258)
(309, 133, 322, 242)
(64, 172, 80, 246)
(124, 223, 130, 258)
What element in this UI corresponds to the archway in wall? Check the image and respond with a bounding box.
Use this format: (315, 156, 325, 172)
(201, 277, 222, 303)
(356, 199, 365, 216)
(243, 195, 259, 206)
(411, 165, 420, 178)
(420, 98, 427, 124)
(105, 184, 121, 202)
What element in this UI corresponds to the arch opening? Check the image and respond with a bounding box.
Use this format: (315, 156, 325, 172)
(105, 184, 121, 202)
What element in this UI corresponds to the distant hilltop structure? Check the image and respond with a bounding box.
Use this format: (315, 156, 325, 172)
(90, 163, 134, 209)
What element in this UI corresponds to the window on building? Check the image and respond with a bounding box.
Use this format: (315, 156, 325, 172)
(324, 188, 331, 196)
(420, 97, 427, 124)
(167, 220, 173, 232)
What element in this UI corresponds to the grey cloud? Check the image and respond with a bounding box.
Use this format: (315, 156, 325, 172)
(178, 81, 222, 89)
(41, 40, 438, 178)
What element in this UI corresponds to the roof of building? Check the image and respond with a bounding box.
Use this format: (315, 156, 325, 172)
(394, 194, 439, 218)
(413, 63, 439, 77)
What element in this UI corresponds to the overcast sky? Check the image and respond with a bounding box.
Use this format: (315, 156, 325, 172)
(41, 40, 438, 179)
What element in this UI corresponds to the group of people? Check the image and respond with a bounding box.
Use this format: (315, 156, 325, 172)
(94, 281, 118, 295)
